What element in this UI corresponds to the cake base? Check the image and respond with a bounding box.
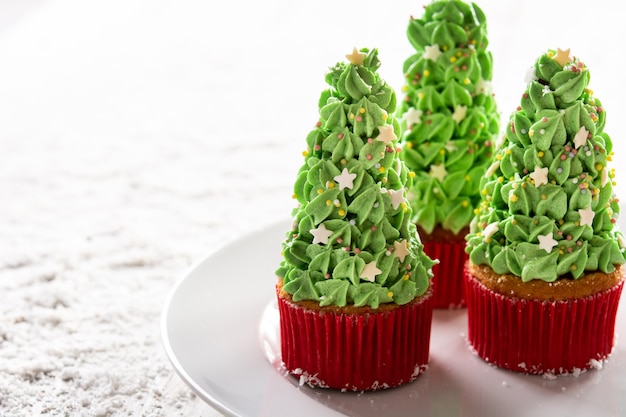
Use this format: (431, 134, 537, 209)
(418, 226, 468, 309)
(276, 286, 433, 391)
(464, 263, 625, 375)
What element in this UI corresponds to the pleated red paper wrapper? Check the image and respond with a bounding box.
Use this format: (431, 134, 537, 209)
(424, 240, 467, 309)
(277, 288, 433, 391)
(465, 271, 625, 375)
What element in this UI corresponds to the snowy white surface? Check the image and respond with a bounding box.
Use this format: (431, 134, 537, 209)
(0, 0, 624, 416)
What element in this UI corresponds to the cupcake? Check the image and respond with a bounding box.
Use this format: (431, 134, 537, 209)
(275, 48, 436, 391)
(465, 48, 626, 375)
(397, 0, 500, 308)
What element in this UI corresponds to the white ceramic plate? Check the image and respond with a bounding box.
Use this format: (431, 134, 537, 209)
(161, 220, 626, 417)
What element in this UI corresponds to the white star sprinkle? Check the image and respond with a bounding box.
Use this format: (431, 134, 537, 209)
(542, 85, 551, 96)
(310, 223, 333, 245)
(429, 163, 447, 182)
(444, 141, 458, 152)
(483, 222, 499, 242)
(485, 160, 500, 178)
(360, 261, 382, 282)
(376, 125, 397, 145)
(452, 105, 467, 123)
(404, 107, 423, 127)
(393, 239, 410, 262)
(529, 166, 549, 187)
(578, 206, 595, 227)
(573, 126, 589, 149)
(345, 47, 366, 65)
(334, 168, 357, 190)
(524, 66, 537, 84)
(538, 233, 558, 253)
(475, 78, 492, 95)
(388, 188, 405, 210)
(423, 45, 442, 61)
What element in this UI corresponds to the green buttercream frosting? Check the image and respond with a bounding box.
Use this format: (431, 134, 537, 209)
(276, 48, 436, 308)
(466, 48, 626, 282)
(397, 0, 500, 235)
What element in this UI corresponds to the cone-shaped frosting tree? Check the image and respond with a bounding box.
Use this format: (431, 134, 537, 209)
(396, 0, 499, 308)
(397, 0, 499, 235)
(276, 48, 435, 309)
(466, 48, 626, 280)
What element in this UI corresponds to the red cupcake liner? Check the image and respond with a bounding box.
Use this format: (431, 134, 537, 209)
(423, 240, 467, 309)
(277, 288, 433, 391)
(464, 270, 625, 375)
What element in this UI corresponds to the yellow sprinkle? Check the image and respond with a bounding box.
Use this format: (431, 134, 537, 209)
(559, 250, 564, 255)
(409, 172, 416, 178)
(456, 51, 462, 57)
(559, 219, 565, 225)
(450, 57, 457, 63)
(462, 201, 469, 207)
(402, 85, 408, 92)
(596, 163, 603, 171)
(382, 113, 388, 120)
(474, 208, 480, 215)
(292, 193, 297, 199)
(403, 274, 410, 281)
(541, 194, 547, 200)
(529, 130, 535, 138)
(326, 200, 332, 206)
(407, 142, 414, 149)
(439, 149, 445, 155)
(379, 167, 385, 173)
(509, 194, 519, 202)
(341, 158, 347, 165)
(418, 92, 425, 99)
(328, 182, 335, 188)
(481, 189, 488, 195)
(463, 78, 470, 85)
(302, 150, 309, 157)
(348, 113, 354, 120)
(511, 219, 517, 225)
(382, 177, 388, 183)
(471, 39, 477, 45)
(442, 45, 449, 51)
(571, 264, 578, 271)
(424, 70, 430, 77)
(387, 291, 394, 298)
(359, 107, 366, 114)
(504, 149, 512, 155)
(496, 154, 503, 160)
(338, 209, 346, 216)
(317, 188, 324, 194)
(498, 177, 504, 183)
(538, 151, 544, 157)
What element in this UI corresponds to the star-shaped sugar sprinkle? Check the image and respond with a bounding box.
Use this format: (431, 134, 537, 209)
(423, 45, 442, 61)
(388, 188, 405, 210)
(404, 107, 423, 127)
(346, 47, 366, 65)
(538, 233, 558, 253)
(452, 105, 467, 123)
(334, 168, 357, 190)
(360, 261, 381, 282)
(542, 85, 551, 96)
(573, 126, 589, 149)
(444, 141, 458, 152)
(601, 167, 609, 187)
(429, 163, 447, 182)
(475, 78, 492, 95)
(483, 222, 499, 242)
(578, 206, 595, 227)
(376, 125, 397, 145)
(393, 239, 410, 262)
(310, 223, 333, 245)
(524, 66, 537, 84)
(485, 160, 500, 178)
(529, 166, 549, 187)
(553, 48, 572, 67)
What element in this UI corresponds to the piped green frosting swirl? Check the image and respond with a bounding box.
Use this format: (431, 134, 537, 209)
(276, 48, 436, 308)
(397, 0, 500, 234)
(466, 48, 626, 282)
